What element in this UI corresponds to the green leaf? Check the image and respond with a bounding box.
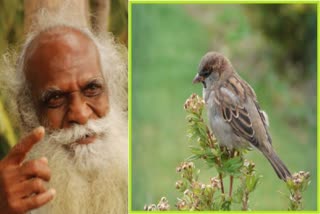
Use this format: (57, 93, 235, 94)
(189, 146, 204, 155)
(195, 169, 200, 181)
(0, 99, 17, 149)
(219, 156, 243, 174)
(186, 154, 201, 161)
(233, 184, 245, 204)
(210, 148, 220, 157)
(246, 175, 260, 192)
(220, 199, 231, 210)
(286, 178, 294, 190)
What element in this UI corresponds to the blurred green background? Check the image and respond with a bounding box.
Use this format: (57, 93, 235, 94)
(0, 0, 127, 158)
(132, 4, 316, 210)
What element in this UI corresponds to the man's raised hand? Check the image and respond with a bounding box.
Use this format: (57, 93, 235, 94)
(0, 127, 55, 214)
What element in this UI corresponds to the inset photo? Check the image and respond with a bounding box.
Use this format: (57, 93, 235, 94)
(131, 4, 317, 211)
(0, 1, 128, 213)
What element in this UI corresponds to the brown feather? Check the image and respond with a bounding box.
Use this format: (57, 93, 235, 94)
(215, 75, 258, 146)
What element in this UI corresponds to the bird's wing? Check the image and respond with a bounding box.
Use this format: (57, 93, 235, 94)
(241, 80, 272, 144)
(253, 101, 272, 144)
(214, 75, 260, 147)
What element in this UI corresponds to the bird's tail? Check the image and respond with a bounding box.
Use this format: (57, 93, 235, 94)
(262, 149, 291, 181)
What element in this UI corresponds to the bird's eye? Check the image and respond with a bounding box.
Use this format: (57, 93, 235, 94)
(201, 70, 211, 77)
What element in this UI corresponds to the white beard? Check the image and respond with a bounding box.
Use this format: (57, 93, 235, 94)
(27, 109, 128, 214)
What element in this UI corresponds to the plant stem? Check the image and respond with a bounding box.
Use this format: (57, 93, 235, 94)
(229, 150, 236, 198)
(206, 124, 226, 197)
(242, 191, 249, 211)
(206, 127, 215, 148)
(229, 175, 233, 198)
(219, 173, 225, 194)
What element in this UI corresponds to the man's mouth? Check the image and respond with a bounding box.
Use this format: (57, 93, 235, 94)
(62, 134, 98, 152)
(76, 134, 97, 145)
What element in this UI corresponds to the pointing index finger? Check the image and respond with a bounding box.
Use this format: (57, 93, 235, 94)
(5, 127, 45, 165)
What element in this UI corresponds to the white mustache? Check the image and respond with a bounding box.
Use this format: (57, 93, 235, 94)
(44, 117, 110, 145)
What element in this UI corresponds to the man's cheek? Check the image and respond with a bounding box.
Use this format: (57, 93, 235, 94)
(39, 110, 64, 129)
(89, 95, 109, 118)
(101, 93, 110, 115)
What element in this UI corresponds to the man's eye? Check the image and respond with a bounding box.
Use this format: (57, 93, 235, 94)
(83, 83, 103, 97)
(45, 94, 65, 108)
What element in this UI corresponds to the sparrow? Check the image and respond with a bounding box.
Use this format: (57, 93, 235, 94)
(192, 52, 291, 181)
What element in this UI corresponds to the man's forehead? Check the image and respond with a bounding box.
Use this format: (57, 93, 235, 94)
(24, 26, 97, 67)
(27, 27, 92, 49)
(23, 26, 102, 91)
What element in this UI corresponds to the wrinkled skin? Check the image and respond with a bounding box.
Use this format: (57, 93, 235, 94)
(0, 27, 109, 214)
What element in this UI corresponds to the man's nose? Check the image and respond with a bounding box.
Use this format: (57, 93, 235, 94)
(66, 93, 93, 126)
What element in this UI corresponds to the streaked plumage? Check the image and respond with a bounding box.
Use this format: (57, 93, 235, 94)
(193, 52, 291, 181)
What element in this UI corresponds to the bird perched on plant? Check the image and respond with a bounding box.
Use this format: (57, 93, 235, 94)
(192, 52, 291, 184)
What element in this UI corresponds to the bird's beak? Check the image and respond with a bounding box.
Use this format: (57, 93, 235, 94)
(192, 73, 204, 84)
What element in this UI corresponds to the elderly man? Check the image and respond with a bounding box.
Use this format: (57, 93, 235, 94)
(0, 13, 128, 214)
